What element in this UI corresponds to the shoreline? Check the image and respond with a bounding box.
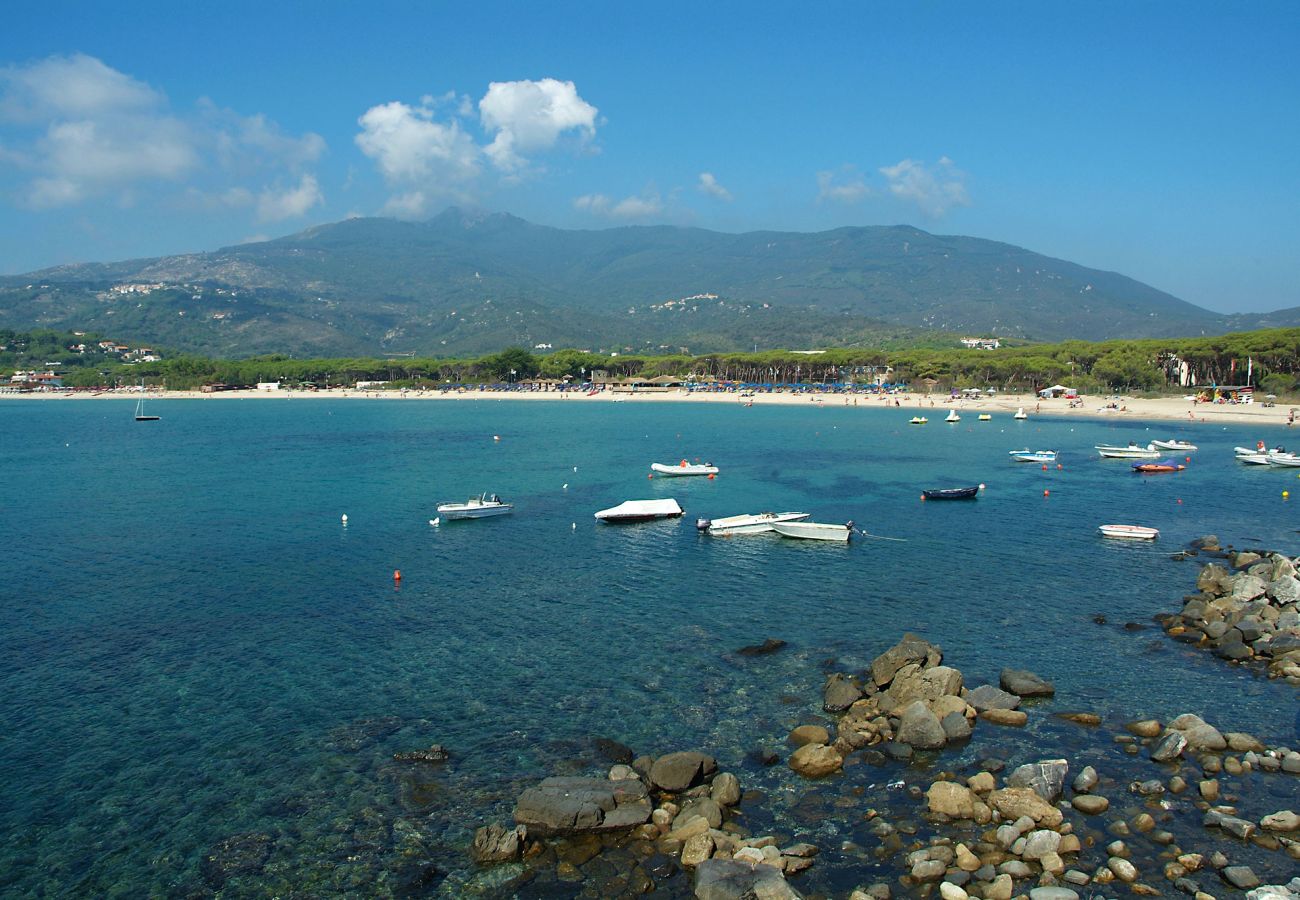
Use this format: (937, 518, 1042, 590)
(6, 386, 1297, 428)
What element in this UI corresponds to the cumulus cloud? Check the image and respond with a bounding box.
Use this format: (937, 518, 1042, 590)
(879, 156, 970, 217)
(573, 190, 663, 220)
(479, 78, 597, 173)
(0, 53, 325, 219)
(354, 99, 480, 215)
(257, 174, 323, 222)
(697, 172, 732, 201)
(816, 168, 870, 204)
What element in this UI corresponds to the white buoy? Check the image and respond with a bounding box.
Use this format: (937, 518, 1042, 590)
(978, 483, 986, 490)
(573, 466, 578, 472)
(430, 517, 440, 526)
(571, 522, 576, 530)
(341, 514, 348, 524)
(562, 483, 568, 489)
(493, 435, 500, 441)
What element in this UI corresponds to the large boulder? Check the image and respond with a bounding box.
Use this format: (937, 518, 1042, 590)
(789, 743, 843, 778)
(650, 751, 718, 792)
(927, 781, 977, 819)
(1006, 760, 1068, 803)
(470, 823, 525, 863)
(870, 633, 942, 687)
(966, 684, 1021, 712)
(881, 664, 964, 712)
(988, 787, 1064, 828)
(694, 857, 804, 900)
(895, 701, 947, 750)
(513, 777, 652, 835)
(823, 673, 864, 711)
(1166, 714, 1227, 751)
(1000, 668, 1055, 698)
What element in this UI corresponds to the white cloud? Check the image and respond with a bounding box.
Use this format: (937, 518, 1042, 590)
(816, 168, 870, 204)
(354, 100, 480, 216)
(479, 78, 597, 173)
(257, 174, 323, 222)
(697, 172, 732, 201)
(879, 156, 970, 217)
(0, 54, 325, 219)
(574, 190, 662, 220)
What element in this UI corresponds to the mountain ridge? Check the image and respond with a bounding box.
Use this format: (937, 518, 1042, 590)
(2, 208, 1292, 357)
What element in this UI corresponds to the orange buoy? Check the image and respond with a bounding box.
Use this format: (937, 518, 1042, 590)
(1056, 464, 1062, 470)
(1185, 456, 1191, 462)
(1043, 489, 1050, 497)
(707, 473, 715, 480)
(648, 473, 653, 479)
(1041, 464, 1048, 471)
(920, 494, 927, 501)
(393, 569, 402, 582)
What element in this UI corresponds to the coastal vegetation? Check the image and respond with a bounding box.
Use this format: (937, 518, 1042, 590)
(26, 327, 1300, 397)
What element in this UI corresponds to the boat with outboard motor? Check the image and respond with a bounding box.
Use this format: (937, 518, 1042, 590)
(437, 493, 514, 519)
(650, 461, 718, 477)
(696, 511, 809, 535)
(1009, 449, 1057, 463)
(1152, 439, 1198, 451)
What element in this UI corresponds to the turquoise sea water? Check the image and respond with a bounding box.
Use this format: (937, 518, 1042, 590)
(2, 397, 1298, 896)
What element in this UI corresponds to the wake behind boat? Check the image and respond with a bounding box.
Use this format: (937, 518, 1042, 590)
(770, 520, 853, 542)
(436, 493, 513, 520)
(650, 461, 718, 477)
(697, 511, 809, 535)
(595, 498, 683, 522)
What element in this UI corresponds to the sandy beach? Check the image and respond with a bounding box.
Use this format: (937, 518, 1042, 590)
(9, 385, 1298, 429)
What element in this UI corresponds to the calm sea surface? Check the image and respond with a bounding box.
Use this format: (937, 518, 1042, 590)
(2, 397, 1298, 896)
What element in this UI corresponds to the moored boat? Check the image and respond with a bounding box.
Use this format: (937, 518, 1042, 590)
(770, 521, 853, 542)
(650, 461, 719, 477)
(1098, 524, 1159, 540)
(1095, 442, 1160, 459)
(977, 414, 992, 421)
(595, 498, 684, 522)
(1265, 451, 1300, 467)
(437, 493, 514, 519)
(1013, 408, 1028, 420)
(1131, 459, 1186, 473)
(921, 486, 980, 500)
(1009, 449, 1057, 463)
(1152, 439, 1198, 451)
(696, 511, 809, 535)
(909, 416, 928, 425)
(944, 410, 960, 423)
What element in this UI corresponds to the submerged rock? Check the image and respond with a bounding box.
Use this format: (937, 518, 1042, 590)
(1000, 668, 1056, 697)
(470, 822, 525, 863)
(200, 832, 274, 889)
(737, 638, 787, 656)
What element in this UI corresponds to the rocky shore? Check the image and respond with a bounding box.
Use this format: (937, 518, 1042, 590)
(457, 633, 1300, 899)
(1159, 537, 1300, 683)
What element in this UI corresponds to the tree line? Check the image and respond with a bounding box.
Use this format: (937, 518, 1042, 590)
(19, 327, 1300, 396)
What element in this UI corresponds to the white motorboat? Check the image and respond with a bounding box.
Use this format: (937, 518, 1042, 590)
(650, 461, 719, 477)
(771, 521, 852, 542)
(696, 511, 809, 535)
(1095, 443, 1160, 459)
(1152, 439, 1198, 451)
(436, 493, 514, 520)
(1013, 408, 1028, 420)
(1098, 524, 1159, 540)
(944, 410, 961, 423)
(1266, 451, 1300, 467)
(595, 498, 683, 522)
(1009, 449, 1057, 463)
(1235, 448, 1272, 465)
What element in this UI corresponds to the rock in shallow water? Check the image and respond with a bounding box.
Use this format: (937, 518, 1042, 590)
(896, 700, 947, 749)
(694, 857, 804, 899)
(513, 777, 651, 835)
(1000, 667, 1055, 697)
(650, 751, 717, 792)
(200, 832, 274, 889)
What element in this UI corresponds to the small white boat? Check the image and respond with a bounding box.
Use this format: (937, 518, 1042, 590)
(595, 498, 683, 522)
(1009, 449, 1057, 463)
(1235, 448, 1273, 465)
(436, 493, 514, 520)
(1098, 524, 1159, 540)
(1266, 451, 1300, 467)
(1095, 443, 1160, 459)
(1152, 439, 1198, 451)
(697, 511, 809, 535)
(909, 416, 928, 425)
(1013, 408, 1028, 420)
(650, 461, 719, 477)
(944, 410, 961, 423)
(977, 414, 992, 421)
(771, 521, 852, 542)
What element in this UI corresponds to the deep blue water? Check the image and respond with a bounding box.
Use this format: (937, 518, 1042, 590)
(2, 397, 1298, 896)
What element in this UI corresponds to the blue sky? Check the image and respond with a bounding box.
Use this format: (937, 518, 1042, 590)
(1, 1, 1297, 314)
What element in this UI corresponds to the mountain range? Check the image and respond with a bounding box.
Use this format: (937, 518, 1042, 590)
(2, 208, 1294, 357)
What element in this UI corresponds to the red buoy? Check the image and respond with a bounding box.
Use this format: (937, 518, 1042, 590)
(1043, 489, 1050, 497)
(393, 569, 402, 582)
